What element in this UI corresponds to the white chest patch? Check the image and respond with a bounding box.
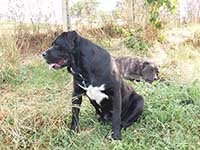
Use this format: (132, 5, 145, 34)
(78, 84, 108, 105)
(70, 67, 75, 74)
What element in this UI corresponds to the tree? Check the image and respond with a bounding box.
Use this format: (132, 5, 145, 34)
(115, 0, 177, 29)
(145, 0, 177, 29)
(71, 0, 99, 28)
(62, 0, 71, 31)
(115, 0, 149, 27)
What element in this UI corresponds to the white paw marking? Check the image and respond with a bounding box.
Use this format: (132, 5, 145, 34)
(78, 84, 108, 105)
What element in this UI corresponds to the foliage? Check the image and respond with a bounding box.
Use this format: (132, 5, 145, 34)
(145, 0, 177, 29)
(124, 30, 152, 54)
(184, 31, 200, 48)
(71, 0, 99, 27)
(0, 34, 20, 84)
(124, 36, 151, 50)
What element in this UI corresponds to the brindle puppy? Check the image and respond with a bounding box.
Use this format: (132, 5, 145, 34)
(115, 56, 159, 83)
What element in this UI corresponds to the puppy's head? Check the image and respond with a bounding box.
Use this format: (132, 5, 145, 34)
(141, 61, 159, 83)
(42, 31, 79, 70)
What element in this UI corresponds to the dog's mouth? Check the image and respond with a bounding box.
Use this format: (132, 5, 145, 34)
(48, 59, 66, 70)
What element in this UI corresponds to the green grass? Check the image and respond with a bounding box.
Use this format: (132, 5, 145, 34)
(0, 56, 200, 149)
(0, 23, 200, 149)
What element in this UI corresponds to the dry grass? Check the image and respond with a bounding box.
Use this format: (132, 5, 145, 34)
(148, 24, 200, 84)
(15, 31, 62, 54)
(0, 22, 200, 149)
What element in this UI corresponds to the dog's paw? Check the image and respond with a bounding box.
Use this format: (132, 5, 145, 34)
(70, 125, 79, 133)
(68, 128, 76, 135)
(112, 133, 122, 140)
(66, 127, 75, 135)
(107, 132, 121, 141)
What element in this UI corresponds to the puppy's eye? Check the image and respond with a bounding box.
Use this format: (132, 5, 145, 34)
(156, 69, 159, 74)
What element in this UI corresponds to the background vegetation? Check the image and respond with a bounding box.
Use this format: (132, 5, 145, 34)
(0, 0, 200, 149)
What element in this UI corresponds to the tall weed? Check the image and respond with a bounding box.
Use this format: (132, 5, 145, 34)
(0, 34, 20, 84)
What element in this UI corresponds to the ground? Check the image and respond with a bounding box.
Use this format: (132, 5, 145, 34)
(0, 23, 200, 149)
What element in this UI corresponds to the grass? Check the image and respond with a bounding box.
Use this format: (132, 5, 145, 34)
(1, 61, 199, 149)
(0, 23, 200, 149)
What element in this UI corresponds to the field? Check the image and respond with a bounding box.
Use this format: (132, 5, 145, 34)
(0, 23, 200, 149)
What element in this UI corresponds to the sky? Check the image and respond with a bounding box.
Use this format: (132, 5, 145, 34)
(0, 0, 119, 23)
(71, 0, 118, 11)
(0, 0, 9, 14)
(97, 0, 119, 11)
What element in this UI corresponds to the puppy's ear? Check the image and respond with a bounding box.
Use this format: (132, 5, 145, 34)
(62, 31, 79, 50)
(142, 61, 150, 69)
(156, 66, 159, 75)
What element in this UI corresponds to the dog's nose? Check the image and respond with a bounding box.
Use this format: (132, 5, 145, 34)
(154, 76, 158, 80)
(42, 52, 47, 58)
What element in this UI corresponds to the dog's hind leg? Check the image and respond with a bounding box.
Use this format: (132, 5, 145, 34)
(121, 94, 144, 129)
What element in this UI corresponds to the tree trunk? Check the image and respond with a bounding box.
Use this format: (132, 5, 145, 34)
(131, 0, 135, 25)
(62, 0, 71, 31)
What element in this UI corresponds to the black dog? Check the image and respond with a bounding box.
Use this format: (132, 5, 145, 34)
(42, 31, 144, 140)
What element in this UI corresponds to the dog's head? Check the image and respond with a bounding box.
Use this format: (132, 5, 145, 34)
(141, 61, 159, 83)
(42, 31, 79, 70)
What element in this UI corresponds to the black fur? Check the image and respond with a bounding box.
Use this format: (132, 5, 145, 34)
(42, 31, 144, 140)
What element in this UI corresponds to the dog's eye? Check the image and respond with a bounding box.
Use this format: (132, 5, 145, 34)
(52, 42, 59, 47)
(155, 68, 159, 73)
(52, 44, 61, 50)
(55, 45, 60, 49)
(52, 42, 56, 46)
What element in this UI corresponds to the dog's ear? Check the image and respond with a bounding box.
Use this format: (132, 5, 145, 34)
(142, 61, 150, 69)
(155, 66, 159, 75)
(62, 31, 79, 50)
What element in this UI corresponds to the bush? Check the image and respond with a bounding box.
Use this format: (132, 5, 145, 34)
(124, 32, 152, 55)
(184, 31, 200, 48)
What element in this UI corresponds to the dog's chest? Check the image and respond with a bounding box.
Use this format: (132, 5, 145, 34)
(78, 83, 108, 105)
(70, 66, 109, 105)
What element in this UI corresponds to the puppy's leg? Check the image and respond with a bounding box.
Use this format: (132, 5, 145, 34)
(124, 73, 141, 81)
(111, 85, 122, 140)
(122, 93, 144, 129)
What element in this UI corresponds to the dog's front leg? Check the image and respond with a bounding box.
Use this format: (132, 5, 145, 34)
(111, 86, 122, 140)
(70, 83, 83, 132)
